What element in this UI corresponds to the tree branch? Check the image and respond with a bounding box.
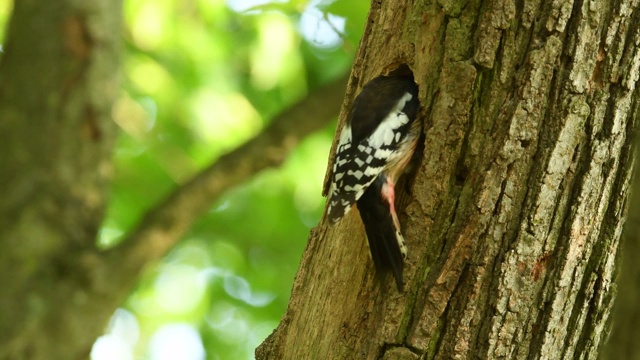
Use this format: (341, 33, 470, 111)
(103, 74, 348, 285)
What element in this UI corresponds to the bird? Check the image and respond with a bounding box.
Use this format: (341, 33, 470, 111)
(326, 75, 421, 291)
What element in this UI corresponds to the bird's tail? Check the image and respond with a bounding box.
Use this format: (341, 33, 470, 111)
(357, 175, 407, 292)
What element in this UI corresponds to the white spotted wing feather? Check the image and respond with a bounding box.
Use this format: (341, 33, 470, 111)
(327, 92, 415, 223)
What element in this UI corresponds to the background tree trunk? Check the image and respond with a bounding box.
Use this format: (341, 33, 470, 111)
(257, 0, 639, 359)
(0, 1, 122, 359)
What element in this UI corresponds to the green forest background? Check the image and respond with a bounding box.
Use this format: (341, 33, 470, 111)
(0, 0, 369, 359)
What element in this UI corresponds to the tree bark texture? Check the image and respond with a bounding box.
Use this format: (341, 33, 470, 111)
(257, 0, 639, 359)
(0, 1, 122, 359)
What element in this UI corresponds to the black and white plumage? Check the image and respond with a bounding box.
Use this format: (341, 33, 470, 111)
(326, 75, 421, 291)
(357, 174, 408, 291)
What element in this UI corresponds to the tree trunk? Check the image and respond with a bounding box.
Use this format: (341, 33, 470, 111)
(0, 1, 122, 359)
(257, 0, 639, 359)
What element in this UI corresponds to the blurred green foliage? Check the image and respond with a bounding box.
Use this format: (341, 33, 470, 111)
(0, 0, 369, 359)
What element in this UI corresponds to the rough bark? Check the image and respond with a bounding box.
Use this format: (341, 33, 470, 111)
(0, 2, 346, 359)
(257, 0, 639, 359)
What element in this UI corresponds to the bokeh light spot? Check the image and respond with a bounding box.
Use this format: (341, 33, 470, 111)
(250, 13, 299, 90)
(91, 309, 139, 360)
(299, 1, 346, 49)
(190, 90, 262, 153)
(148, 324, 205, 360)
(154, 264, 206, 313)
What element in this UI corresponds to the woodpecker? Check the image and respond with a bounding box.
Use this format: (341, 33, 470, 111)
(326, 75, 421, 292)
